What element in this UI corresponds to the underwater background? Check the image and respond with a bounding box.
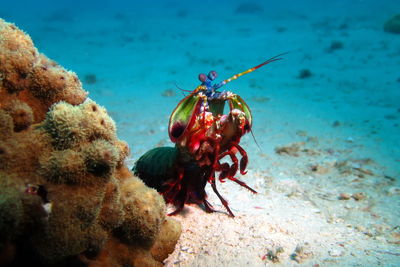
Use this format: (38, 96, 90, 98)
(2, 0, 400, 265)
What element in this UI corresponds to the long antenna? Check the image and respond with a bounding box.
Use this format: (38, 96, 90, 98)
(214, 52, 288, 89)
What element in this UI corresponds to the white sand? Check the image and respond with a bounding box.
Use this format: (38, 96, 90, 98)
(156, 138, 400, 266)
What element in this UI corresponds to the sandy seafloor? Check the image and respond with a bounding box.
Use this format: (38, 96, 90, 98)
(3, 0, 400, 266)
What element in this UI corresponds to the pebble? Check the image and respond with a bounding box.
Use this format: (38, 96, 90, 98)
(352, 192, 366, 201)
(329, 249, 344, 257)
(388, 187, 400, 195)
(310, 164, 329, 174)
(311, 208, 321, 213)
(355, 225, 367, 233)
(374, 236, 386, 242)
(291, 243, 313, 263)
(338, 193, 351, 200)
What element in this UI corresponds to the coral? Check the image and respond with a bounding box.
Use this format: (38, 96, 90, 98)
(2, 99, 33, 132)
(0, 18, 180, 266)
(0, 174, 23, 247)
(0, 18, 87, 122)
(151, 217, 182, 261)
(0, 109, 13, 140)
(115, 177, 165, 248)
(384, 14, 400, 34)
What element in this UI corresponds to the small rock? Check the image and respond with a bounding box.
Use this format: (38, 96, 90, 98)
(263, 247, 284, 263)
(276, 26, 287, 33)
(329, 248, 344, 257)
(297, 69, 312, 79)
(384, 14, 400, 34)
(275, 142, 304, 156)
(352, 192, 366, 201)
(291, 243, 313, 263)
(311, 208, 321, 213)
(235, 2, 264, 14)
(296, 130, 308, 136)
(344, 204, 352, 209)
(338, 193, 351, 200)
(310, 164, 329, 174)
(83, 73, 97, 84)
(355, 225, 367, 233)
(387, 227, 400, 244)
(387, 187, 400, 195)
(354, 167, 374, 176)
(384, 114, 397, 120)
(327, 40, 344, 52)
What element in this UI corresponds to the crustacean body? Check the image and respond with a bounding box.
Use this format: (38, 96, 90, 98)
(134, 54, 284, 217)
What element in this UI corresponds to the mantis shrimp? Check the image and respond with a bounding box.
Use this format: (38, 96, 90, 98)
(133, 53, 284, 217)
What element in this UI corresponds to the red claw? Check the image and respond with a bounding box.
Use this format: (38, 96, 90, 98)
(233, 144, 248, 175)
(240, 157, 248, 175)
(218, 162, 230, 181)
(229, 163, 238, 177)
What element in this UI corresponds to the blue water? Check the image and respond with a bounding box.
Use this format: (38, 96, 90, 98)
(2, 1, 400, 264)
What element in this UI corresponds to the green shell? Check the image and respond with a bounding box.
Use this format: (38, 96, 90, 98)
(229, 94, 252, 127)
(168, 92, 201, 142)
(133, 146, 178, 190)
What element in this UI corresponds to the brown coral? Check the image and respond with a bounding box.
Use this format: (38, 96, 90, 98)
(115, 177, 166, 248)
(2, 99, 33, 132)
(0, 18, 180, 266)
(0, 18, 87, 122)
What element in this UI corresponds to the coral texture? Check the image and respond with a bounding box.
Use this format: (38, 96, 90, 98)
(0, 18, 180, 266)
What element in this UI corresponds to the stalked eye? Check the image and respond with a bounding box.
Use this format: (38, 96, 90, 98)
(208, 70, 217, 81)
(170, 121, 186, 139)
(198, 73, 207, 83)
